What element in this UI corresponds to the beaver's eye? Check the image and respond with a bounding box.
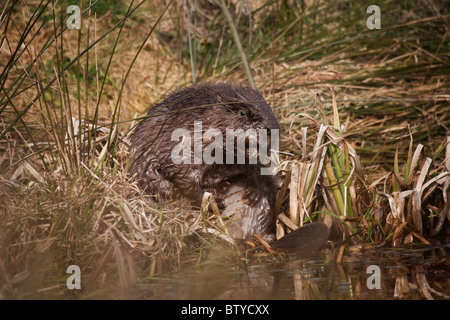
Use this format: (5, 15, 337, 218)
(239, 111, 246, 117)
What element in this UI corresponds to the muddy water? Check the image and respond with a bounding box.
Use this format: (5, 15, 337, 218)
(143, 244, 450, 300)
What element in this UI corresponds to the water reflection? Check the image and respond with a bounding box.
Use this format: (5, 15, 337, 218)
(143, 244, 450, 300)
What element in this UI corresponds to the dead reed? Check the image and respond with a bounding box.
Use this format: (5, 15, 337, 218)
(276, 89, 450, 247)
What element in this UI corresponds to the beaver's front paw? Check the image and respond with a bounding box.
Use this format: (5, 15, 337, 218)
(216, 198, 226, 211)
(243, 186, 262, 207)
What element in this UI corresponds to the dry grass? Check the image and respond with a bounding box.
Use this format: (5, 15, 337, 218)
(0, 0, 230, 299)
(275, 92, 450, 247)
(0, 123, 239, 298)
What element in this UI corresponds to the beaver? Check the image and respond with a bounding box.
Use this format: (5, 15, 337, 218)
(218, 177, 276, 242)
(130, 82, 279, 241)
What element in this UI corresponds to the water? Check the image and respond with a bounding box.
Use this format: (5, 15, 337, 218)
(142, 244, 450, 300)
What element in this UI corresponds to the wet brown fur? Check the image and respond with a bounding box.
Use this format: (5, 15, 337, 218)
(130, 82, 279, 240)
